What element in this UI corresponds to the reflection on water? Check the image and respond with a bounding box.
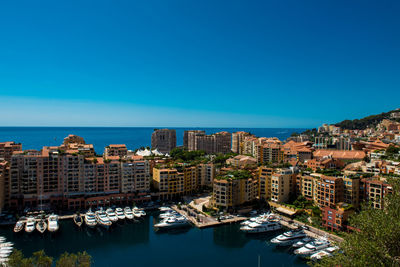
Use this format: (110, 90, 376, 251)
(213, 224, 248, 248)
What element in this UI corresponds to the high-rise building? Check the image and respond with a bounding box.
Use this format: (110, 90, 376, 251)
(0, 142, 22, 162)
(211, 172, 258, 211)
(151, 129, 176, 154)
(270, 169, 296, 203)
(315, 176, 344, 208)
(231, 131, 252, 154)
(184, 130, 205, 151)
(104, 144, 128, 158)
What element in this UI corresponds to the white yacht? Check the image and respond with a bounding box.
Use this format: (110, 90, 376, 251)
(47, 214, 59, 232)
(106, 208, 118, 222)
(270, 229, 307, 246)
(124, 207, 134, 220)
(96, 210, 112, 229)
(294, 238, 331, 257)
(154, 216, 190, 229)
(14, 221, 24, 233)
(310, 246, 338, 261)
(240, 219, 281, 233)
(159, 206, 172, 212)
(292, 237, 314, 248)
(115, 208, 126, 220)
(241, 213, 270, 226)
(133, 207, 146, 217)
(159, 211, 179, 219)
(85, 209, 97, 228)
(25, 217, 35, 233)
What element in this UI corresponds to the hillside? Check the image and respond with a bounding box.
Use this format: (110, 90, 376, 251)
(335, 109, 400, 130)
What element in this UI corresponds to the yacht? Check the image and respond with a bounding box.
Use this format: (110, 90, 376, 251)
(106, 208, 118, 222)
(310, 246, 338, 261)
(241, 213, 270, 226)
(84, 210, 97, 228)
(115, 208, 126, 220)
(294, 238, 331, 257)
(47, 214, 59, 232)
(25, 217, 36, 233)
(124, 207, 134, 220)
(270, 229, 307, 246)
(132, 208, 142, 218)
(154, 216, 190, 229)
(240, 219, 281, 233)
(159, 211, 179, 219)
(159, 206, 172, 212)
(96, 210, 112, 229)
(292, 237, 314, 248)
(13, 221, 24, 233)
(36, 219, 47, 234)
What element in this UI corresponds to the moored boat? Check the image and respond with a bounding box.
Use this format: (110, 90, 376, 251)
(96, 210, 112, 229)
(124, 207, 134, 220)
(13, 221, 24, 233)
(310, 246, 338, 261)
(106, 208, 118, 222)
(115, 208, 125, 220)
(36, 219, 47, 233)
(47, 214, 59, 232)
(73, 214, 84, 227)
(154, 216, 190, 229)
(292, 237, 314, 248)
(294, 238, 331, 257)
(25, 217, 35, 233)
(85, 209, 97, 228)
(270, 228, 307, 246)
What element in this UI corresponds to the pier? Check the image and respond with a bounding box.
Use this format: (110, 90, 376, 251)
(171, 205, 246, 229)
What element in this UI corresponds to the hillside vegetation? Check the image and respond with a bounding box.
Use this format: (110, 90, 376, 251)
(335, 109, 399, 130)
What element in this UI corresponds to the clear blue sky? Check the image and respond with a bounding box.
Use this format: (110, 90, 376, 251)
(0, 0, 399, 127)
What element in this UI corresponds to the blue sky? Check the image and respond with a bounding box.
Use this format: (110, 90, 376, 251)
(0, 0, 399, 127)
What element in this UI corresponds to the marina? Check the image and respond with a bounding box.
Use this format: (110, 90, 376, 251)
(0, 212, 309, 267)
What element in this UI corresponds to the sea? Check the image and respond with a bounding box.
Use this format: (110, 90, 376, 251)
(0, 127, 305, 153)
(0, 127, 308, 266)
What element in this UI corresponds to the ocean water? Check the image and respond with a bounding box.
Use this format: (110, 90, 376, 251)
(0, 127, 305, 154)
(0, 213, 308, 267)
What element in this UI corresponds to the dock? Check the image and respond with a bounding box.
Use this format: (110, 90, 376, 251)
(171, 205, 246, 229)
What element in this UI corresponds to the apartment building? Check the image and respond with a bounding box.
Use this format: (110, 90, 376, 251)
(322, 203, 354, 231)
(343, 176, 360, 208)
(258, 167, 273, 201)
(299, 175, 315, 200)
(211, 172, 258, 211)
(0, 161, 7, 212)
(257, 143, 283, 164)
(151, 129, 176, 154)
(152, 168, 183, 200)
(231, 131, 252, 154)
(5, 139, 151, 211)
(315, 176, 344, 208)
(186, 131, 232, 154)
(104, 144, 128, 158)
(270, 169, 296, 203)
(0, 142, 22, 161)
(197, 163, 215, 188)
(362, 178, 392, 209)
(226, 155, 257, 169)
(184, 130, 205, 151)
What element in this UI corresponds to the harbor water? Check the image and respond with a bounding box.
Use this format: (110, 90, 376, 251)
(0, 213, 308, 267)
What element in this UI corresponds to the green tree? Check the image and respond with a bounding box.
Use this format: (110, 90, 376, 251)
(32, 250, 52, 267)
(8, 250, 34, 267)
(314, 178, 400, 266)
